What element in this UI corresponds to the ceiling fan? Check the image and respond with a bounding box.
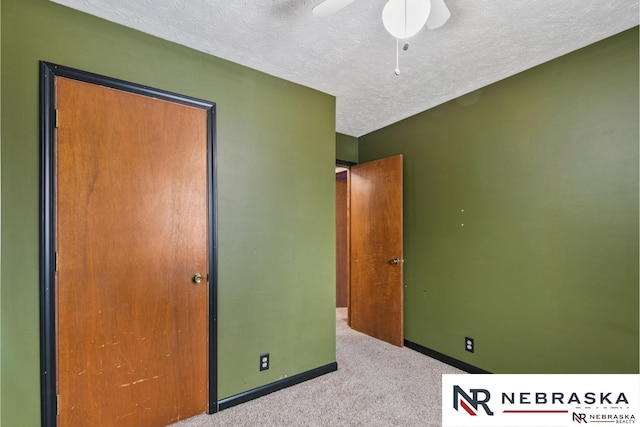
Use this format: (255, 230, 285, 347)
(313, 0, 451, 75)
(312, 0, 451, 34)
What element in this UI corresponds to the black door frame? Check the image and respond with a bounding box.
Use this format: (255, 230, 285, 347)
(39, 61, 218, 426)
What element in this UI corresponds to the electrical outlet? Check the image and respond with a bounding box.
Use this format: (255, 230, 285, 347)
(259, 353, 269, 371)
(465, 337, 474, 353)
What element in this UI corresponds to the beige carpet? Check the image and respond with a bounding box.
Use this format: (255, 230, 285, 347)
(171, 308, 464, 426)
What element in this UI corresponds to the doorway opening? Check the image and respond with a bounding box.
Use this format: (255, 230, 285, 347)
(335, 156, 404, 347)
(336, 164, 351, 322)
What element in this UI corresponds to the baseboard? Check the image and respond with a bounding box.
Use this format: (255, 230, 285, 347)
(218, 362, 338, 411)
(404, 340, 491, 374)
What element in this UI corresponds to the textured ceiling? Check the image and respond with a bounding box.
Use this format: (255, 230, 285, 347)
(51, 0, 638, 137)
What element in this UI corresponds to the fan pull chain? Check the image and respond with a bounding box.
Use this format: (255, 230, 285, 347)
(395, 37, 400, 75)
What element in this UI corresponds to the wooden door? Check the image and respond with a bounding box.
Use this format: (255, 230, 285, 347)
(56, 77, 209, 426)
(350, 155, 403, 346)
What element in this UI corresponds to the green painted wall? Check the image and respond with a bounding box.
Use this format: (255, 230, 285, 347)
(0, 0, 336, 424)
(359, 27, 639, 374)
(336, 133, 358, 163)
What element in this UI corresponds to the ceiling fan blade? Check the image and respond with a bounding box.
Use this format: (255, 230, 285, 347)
(312, 0, 356, 17)
(426, 0, 451, 29)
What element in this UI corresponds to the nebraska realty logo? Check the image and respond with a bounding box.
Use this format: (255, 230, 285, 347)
(442, 375, 639, 427)
(453, 386, 494, 416)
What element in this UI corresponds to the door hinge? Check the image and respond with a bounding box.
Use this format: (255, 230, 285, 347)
(55, 252, 59, 272)
(57, 394, 60, 415)
(54, 109, 59, 128)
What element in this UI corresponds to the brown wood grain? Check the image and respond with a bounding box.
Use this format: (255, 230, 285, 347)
(350, 155, 403, 346)
(56, 77, 209, 426)
(336, 171, 349, 307)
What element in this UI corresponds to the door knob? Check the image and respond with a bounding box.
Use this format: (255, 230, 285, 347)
(389, 258, 399, 265)
(192, 273, 204, 284)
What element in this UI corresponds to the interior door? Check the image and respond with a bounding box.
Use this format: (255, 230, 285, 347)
(55, 77, 209, 426)
(350, 155, 403, 346)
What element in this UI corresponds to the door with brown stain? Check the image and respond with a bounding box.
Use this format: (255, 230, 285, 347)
(55, 77, 209, 426)
(350, 155, 403, 346)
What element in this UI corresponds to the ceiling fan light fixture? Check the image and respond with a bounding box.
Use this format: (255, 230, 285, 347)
(382, 0, 431, 39)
